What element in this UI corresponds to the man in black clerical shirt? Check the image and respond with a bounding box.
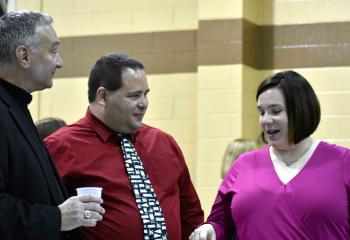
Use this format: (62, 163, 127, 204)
(0, 10, 105, 239)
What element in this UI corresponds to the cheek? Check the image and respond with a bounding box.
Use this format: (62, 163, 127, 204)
(120, 104, 135, 117)
(281, 116, 288, 128)
(258, 116, 264, 127)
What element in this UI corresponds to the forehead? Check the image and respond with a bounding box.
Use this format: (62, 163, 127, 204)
(257, 87, 285, 106)
(35, 25, 59, 47)
(122, 68, 145, 78)
(121, 68, 147, 84)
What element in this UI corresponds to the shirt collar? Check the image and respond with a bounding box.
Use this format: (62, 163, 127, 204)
(0, 79, 32, 107)
(85, 108, 139, 143)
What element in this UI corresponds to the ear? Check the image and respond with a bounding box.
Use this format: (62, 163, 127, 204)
(15, 45, 31, 69)
(96, 87, 107, 106)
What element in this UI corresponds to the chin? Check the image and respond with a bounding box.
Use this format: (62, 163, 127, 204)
(47, 79, 54, 87)
(36, 85, 52, 92)
(266, 139, 278, 146)
(266, 136, 283, 145)
(42, 81, 53, 90)
(270, 141, 289, 150)
(134, 119, 143, 126)
(129, 122, 142, 132)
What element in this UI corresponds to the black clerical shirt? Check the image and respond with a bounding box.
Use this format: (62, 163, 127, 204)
(0, 79, 64, 201)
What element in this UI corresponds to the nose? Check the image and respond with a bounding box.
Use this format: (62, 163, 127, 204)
(261, 113, 273, 124)
(137, 95, 148, 109)
(56, 53, 63, 69)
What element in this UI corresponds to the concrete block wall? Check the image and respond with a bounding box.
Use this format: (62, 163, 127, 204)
(196, 0, 263, 216)
(263, 0, 350, 147)
(48, 0, 196, 36)
(145, 73, 197, 173)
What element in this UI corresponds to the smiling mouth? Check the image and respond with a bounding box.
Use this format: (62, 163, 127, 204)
(133, 113, 145, 119)
(266, 129, 280, 136)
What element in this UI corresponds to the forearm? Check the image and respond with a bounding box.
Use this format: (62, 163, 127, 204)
(206, 192, 235, 240)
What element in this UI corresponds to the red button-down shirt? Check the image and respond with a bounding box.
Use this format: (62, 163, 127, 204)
(45, 109, 204, 240)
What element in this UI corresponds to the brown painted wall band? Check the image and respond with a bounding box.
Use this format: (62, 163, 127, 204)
(55, 19, 350, 78)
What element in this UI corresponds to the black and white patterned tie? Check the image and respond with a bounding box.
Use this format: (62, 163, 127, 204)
(120, 136, 167, 240)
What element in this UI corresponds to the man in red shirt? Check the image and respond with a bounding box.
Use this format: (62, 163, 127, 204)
(45, 53, 204, 240)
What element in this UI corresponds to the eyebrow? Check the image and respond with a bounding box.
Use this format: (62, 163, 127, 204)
(128, 89, 150, 94)
(257, 104, 284, 109)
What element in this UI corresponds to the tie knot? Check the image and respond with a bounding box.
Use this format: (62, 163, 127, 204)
(112, 132, 131, 141)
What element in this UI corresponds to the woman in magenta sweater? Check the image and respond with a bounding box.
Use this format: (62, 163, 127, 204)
(190, 70, 350, 240)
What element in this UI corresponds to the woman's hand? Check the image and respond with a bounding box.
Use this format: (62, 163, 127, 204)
(189, 224, 216, 240)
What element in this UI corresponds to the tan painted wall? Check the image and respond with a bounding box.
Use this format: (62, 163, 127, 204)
(19, 0, 197, 37)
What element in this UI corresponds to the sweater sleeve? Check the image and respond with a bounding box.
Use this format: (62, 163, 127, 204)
(341, 146, 350, 196)
(206, 160, 238, 240)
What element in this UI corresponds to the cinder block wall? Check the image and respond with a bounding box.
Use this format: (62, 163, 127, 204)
(265, 0, 350, 147)
(20, 0, 350, 216)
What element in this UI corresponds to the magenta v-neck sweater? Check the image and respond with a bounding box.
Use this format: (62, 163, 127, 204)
(207, 141, 350, 240)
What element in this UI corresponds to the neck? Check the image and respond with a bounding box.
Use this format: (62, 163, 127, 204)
(0, 67, 31, 93)
(89, 104, 105, 125)
(272, 137, 313, 166)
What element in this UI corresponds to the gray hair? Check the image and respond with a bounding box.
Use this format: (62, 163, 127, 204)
(0, 10, 53, 64)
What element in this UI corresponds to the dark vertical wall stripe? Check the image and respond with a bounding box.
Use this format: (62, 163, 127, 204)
(56, 31, 197, 78)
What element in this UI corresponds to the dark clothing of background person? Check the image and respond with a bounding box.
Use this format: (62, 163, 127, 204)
(0, 79, 81, 240)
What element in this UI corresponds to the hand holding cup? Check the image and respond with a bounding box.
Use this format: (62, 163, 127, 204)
(59, 187, 105, 231)
(77, 187, 104, 222)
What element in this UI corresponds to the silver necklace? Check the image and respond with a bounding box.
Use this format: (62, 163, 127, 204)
(273, 139, 313, 166)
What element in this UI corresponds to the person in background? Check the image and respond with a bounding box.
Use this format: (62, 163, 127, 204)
(0, 10, 104, 239)
(35, 117, 67, 141)
(221, 139, 257, 179)
(0, 0, 6, 17)
(189, 70, 350, 239)
(45, 53, 204, 240)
